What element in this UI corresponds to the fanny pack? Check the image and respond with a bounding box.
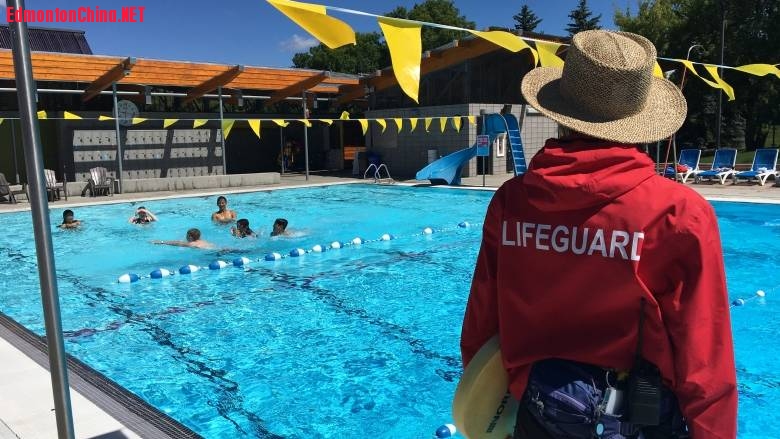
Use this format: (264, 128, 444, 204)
(520, 358, 688, 439)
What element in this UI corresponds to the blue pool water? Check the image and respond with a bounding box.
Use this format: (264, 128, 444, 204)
(0, 184, 777, 438)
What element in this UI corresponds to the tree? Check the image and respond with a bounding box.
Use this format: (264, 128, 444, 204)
(386, 0, 475, 52)
(513, 4, 542, 32)
(292, 32, 389, 74)
(566, 0, 602, 36)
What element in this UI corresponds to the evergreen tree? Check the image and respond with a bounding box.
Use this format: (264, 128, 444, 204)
(513, 4, 542, 32)
(566, 0, 602, 36)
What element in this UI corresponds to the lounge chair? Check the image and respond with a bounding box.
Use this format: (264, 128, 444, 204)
(693, 148, 738, 184)
(663, 149, 701, 183)
(85, 167, 113, 197)
(0, 173, 26, 204)
(44, 169, 67, 201)
(732, 148, 779, 186)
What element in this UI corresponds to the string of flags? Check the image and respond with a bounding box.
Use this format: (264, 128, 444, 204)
(0, 111, 477, 141)
(267, 0, 779, 103)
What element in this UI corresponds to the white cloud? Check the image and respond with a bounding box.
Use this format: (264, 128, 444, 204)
(278, 34, 319, 52)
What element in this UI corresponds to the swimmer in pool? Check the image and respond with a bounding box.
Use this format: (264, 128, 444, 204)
(211, 196, 236, 224)
(153, 228, 214, 249)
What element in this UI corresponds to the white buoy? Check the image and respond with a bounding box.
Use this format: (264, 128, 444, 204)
(265, 252, 282, 261)
(209, 260, 229, 270)
(179, 264, 200, 275)
(289, 248, 306, 257)
(351, 237, 363, 245)
(117, 273, 140, 283)
(380, 233, 393, 241)
(458, 221, 470, 228)
(233, 257, 251, 267)
(423, 227, 433, 235)
(330, 241, 342, 249)
(311, 244, 323, 253)
(150, 268, 172, 279)
(756, 290, 766, 297)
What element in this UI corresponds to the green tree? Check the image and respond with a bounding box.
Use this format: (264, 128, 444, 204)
(513, 4, 542, 32)
(566, 0, 602, 36)
(292, 32, 389, 74)
(386, 0, 475, 52)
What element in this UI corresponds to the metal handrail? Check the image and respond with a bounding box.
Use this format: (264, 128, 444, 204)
(363, 163, 378, 180)
(375, 164, 393, 183)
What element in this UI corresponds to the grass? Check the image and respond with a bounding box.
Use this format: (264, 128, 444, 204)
(699, 149, 756, 165)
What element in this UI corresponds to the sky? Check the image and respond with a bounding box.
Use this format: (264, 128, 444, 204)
(2, 0, 634, 68)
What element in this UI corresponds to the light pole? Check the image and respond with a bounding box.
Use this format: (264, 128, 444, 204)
(716, 14, 727, 149)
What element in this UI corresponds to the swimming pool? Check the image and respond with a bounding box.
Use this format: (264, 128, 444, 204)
(0, 184, 777, 438)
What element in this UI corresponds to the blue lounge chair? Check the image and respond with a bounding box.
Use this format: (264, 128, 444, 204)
(732, 148, 778, 186)
(663, 149, 701, 183)
(694, 148, 738, 184)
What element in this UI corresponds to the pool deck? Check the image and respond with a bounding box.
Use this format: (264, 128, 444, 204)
(1, 171, 779, 438)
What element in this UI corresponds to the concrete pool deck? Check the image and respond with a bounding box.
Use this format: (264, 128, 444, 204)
(1, 171, 779, 438)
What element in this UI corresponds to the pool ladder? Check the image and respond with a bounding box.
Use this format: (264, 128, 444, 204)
(363, 163, 395, 184)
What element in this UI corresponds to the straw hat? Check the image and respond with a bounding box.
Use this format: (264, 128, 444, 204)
(521, 30, 687, 144)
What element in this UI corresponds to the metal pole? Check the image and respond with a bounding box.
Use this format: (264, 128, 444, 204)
(111, 83, 124, 194)
(218, 86, 227, 175)
(481, 111, 486, 187)
(716, 17, 726, 149)
(279, 127, 285, 175)
(302, 91, 310, 181)
(7, 3, 76, 437)
(10, 119, 20, 184)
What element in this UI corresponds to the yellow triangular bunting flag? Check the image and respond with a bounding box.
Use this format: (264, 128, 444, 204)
(703, 65, 735, 101)
(98, 115, 114, 121)
(272, 119, 290, 127)
(378, 17, 422, 103)
(409, 118, 418, 132)
(131, 117, 147, 125)
(193, 119, 208, 128)
(393, 118, 403, 133)
(469, 30, 538, 65)
(358, 119, 368, 135)
(733, 63, 780, 79)
(340, 111, 350, 120)
(536, 41, 564, 68)
(375, 119, 387, 133)
(653, 62, 663, 78)
(319, 119, 333, 125)
(467, 116, 476, 126)
(299, 119, 312, 128)
(453, 116, 462, 132)
(64, 111, 82, 120)
(222, 119, 235, 140)
(37, 111, 47, 119)
(267, 0, 356, 49)
(439, 117, 447, 133)
(424, 117, 433, 132)
(0, 118, 3, 125)
(249, 119, 262, 139)
(163, 119, 178, 128)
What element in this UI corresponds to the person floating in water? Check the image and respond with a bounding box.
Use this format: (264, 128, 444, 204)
(270, 218, 290, 237)
(153, 228, 214, 249)
(231, 218, 256, 238)
(211, 196, 236, 224)
(128, 206, 158, 224)
(58, 209, 81, 229)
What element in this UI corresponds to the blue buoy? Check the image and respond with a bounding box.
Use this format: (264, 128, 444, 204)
(434, 424, 456, 438)
(330, 241, 342, 249)
(289, 248, 306, 257)
(351, 237, 363, 245)
(179, 264, 200, 275)
(117, 273, 139, 283)
(150, 268, 172, 279)
(423, 227, 433, 235)
(233, 257, 251, 267)
(209, 260, 228, 270)
(732, 298, 745, 306)
(380, 233, 393, 241)
(311, 244, 323, 253)
(265, 252, 282, 261)
(458, 221, 470, 228)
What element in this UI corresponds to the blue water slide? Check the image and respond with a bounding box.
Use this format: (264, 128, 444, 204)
(415, 146, 478, 185)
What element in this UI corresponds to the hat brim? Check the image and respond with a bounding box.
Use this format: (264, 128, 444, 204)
(521, 67, 687, 144)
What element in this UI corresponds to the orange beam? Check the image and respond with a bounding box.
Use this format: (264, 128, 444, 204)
(181, 65, 244, 105)
(264, 71, 328, 107)
(337, 37, 503, 105)
(82, 57, 136, 102)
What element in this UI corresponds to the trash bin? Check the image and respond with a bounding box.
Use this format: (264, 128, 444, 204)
(427, 149, 439, 164)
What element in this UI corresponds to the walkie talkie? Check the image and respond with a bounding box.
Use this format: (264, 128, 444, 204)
(626, 298, 662, 427)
